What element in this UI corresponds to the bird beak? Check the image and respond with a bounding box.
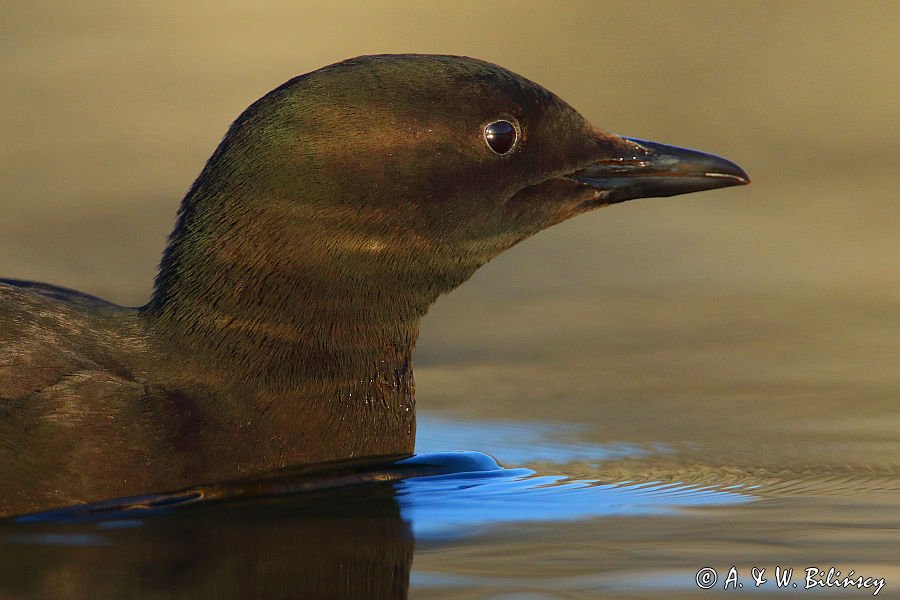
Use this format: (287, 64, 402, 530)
(571, 137, 750, 203)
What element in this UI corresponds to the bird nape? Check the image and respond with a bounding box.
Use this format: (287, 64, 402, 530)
(0, 54, 749, 517)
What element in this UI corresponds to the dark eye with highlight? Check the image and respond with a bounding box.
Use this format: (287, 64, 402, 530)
(483, 120, 518, 155)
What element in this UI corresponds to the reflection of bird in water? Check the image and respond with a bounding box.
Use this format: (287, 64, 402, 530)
(0, 54, 748, 516)
(2, 475, 417, 599)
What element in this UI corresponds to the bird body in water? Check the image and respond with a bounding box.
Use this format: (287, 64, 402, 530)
(0, 54, 748, 516)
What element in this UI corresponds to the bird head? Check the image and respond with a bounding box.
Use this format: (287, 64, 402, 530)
(154, 54, 748, 319)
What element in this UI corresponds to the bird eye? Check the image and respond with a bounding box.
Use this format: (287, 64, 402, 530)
(483, 120, 518, 155)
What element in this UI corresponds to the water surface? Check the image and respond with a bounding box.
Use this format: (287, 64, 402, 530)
(1, 411, 896, 598)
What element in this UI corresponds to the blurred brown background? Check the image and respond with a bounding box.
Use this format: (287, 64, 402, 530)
(2, 1, 898, 464)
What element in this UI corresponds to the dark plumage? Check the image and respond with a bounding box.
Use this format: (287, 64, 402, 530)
(0, 54, 748, 516)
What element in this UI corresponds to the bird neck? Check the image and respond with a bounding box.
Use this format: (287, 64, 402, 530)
(143, 240, 434, 463)
(144, 252, 431, 396)
(141, 170, 495, 455)
(143, 154, 500, 388)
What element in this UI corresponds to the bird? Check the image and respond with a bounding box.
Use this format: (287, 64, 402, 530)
(0, 54, 748, 516)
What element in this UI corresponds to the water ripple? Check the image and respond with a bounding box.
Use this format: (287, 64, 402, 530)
(395, 453, 752, 540)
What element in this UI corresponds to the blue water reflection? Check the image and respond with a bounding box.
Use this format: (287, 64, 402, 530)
(396, 453, 751, 540)
(398, 413, 752, 540)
